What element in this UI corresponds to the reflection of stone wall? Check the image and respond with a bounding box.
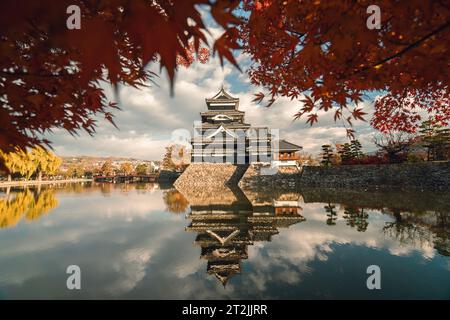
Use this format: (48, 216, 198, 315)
(301, 188, 450, 212)
(242, 188, 303, 206)
(176, 185, 246, 206)
(239, 162, 450, 189)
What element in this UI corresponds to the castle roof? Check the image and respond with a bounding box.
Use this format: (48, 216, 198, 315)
(205, 87, 239, 110)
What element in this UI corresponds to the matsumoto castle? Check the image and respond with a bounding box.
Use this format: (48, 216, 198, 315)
(191, 87, 302, 166)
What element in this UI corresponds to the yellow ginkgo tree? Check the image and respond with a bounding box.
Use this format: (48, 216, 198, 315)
(0, 147, 61, 181)
(30, 147, 62, 181)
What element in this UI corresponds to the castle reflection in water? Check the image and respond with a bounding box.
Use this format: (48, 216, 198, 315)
(180, 185, 306, 286)
(1, 182, 449, 291)
(172, 183, 450, 286)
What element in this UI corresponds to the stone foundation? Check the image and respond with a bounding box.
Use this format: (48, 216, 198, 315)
(238, 163, 300, 190)
(175, 162, 450, 190)
(174, 163, 248, 189)
(298, 162, 450, 189)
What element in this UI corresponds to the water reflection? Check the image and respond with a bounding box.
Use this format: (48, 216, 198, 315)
(173, 184, 450, 286)
(163, 189, 189, 214)
(178, 185, 305, 285)
(0, 183, 448, 299)
(343, 207, 369, 232)
(324, 203, 338, 226)
(382, 209, 450, 257)
(0, 188, 58, 228)
(0, 182, 161, 228)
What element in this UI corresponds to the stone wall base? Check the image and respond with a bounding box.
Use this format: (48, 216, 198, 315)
(174, 162, 450, 190)
(174, 163, 248, 189)
(299, 161, 450, 189)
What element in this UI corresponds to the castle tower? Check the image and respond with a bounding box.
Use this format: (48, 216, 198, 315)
(191, 88, 272, 164)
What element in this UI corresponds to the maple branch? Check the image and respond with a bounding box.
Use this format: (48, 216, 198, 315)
(364, 19, 450, 72)
(284, 27, 305, 38)
(319, 1, 359, 40)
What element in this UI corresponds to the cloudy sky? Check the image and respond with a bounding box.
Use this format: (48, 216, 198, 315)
(44, 14, 379, 161)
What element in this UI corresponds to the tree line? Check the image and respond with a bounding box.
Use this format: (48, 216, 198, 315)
(319, 121, 450, 166)
(0, 147, 62, 181)
(94, 160, 156, 177)
(0, 148, 159, 181)
(61, 161, 158, 179)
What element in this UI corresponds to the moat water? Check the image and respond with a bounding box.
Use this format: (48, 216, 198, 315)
(0, 182, 449, 299)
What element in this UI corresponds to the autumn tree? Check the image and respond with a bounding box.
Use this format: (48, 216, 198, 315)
(80, 163, 95, 178)
(297, 151, 319, 166)
(19, 151, 37, 180)
(65, 165, 78, 179)
(100, 160, 114, 176)
(241, 0, 449, 136)
(162, 146, 175, 171)
(135, 163, 148, 175)
(0, 148, 25, 182)
(119, 162, 134, 176)
(0, 0, 239, 169)
(0, 147, 60, 181)
(30, 147, 62, 180)
(67, 163, 91, 178)
(162, 144, 190, 171)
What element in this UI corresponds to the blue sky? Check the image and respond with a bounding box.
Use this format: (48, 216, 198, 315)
(43, 10, 379, 160)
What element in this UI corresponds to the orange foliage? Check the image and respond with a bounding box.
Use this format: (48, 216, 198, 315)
(177, 43, 210, 67)
(1, 0, 449, 171)
(238, 0, 450, 135)
(0, 0, 240, 164)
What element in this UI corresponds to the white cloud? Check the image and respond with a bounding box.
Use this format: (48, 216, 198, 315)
(43, 25, 379, 160)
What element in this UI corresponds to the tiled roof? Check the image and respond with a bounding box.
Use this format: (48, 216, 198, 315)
(276, 139, 302, 151)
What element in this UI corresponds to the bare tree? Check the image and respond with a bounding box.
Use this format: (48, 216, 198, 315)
(373, 131, 413, 163)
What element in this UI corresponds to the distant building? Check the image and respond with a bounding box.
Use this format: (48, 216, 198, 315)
(150, 161, 160, 172)
(272, 139, 303, 167)
(191, 88, 301, 165)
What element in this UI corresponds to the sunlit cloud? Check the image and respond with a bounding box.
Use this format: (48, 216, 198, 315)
(43, 21, 379, 160)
